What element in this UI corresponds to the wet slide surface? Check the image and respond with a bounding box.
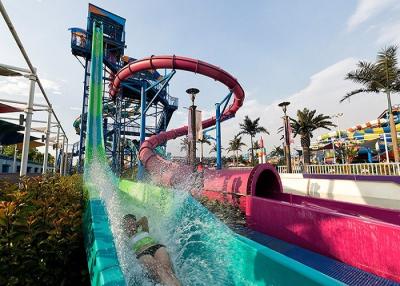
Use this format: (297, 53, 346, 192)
(82, 22, 342, 285)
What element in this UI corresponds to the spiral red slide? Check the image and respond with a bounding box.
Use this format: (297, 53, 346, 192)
(109, 55, 282, 206)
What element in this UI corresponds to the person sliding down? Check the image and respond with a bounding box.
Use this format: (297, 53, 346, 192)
(122, 214, 181, 286)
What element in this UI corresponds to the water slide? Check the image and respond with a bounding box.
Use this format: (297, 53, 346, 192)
(83, 22, 342, 285)
(318, 112, 400, 141)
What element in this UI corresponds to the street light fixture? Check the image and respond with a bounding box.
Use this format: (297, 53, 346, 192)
(331, 113, 344, 164)
(278, 101, 292, 173)
(186, 88, 200, 169)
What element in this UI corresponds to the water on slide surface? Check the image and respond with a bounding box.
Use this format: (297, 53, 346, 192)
(85, 158, 340, 285)
(83, 22, 340, 286)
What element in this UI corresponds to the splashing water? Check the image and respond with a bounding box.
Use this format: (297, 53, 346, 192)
(87, 168, 341, 285)
(83, 20, 340, 286)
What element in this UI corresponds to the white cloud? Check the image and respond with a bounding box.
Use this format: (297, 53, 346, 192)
(0, 76, 62, 99)
(167, 58, 395, 156)
(376, 20, 400, 45)
(40, 78, 62, 96)
(347, 0, 396, 31)
(258, 58, 391, 150)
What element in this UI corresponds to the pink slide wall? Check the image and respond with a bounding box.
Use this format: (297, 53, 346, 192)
(246, 190, 400, 282)
(109, 55, 400, 282)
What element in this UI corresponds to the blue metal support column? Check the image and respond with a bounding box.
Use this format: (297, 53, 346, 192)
(203, 127, 216, 142)
(78, 58, 89, 173)
(137, 81, 147, 180)
(143, 70, 176, 114)
(111, 92, 122, 173)
(129, 70, 176, 123)
(215, 103, 222, 170)
(215, 91, 233, 170)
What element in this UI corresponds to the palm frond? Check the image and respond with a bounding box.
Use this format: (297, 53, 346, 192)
(344, 45, 400, 103)
(340, 88, 379, 102)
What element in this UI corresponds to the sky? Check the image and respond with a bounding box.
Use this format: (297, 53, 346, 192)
(0, 0, 400, 158)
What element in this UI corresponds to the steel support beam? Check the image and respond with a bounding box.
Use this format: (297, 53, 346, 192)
(12, 144, 17, 173)
(42, 109, 52, 173)
(64, 138, 68, 176)
(214, 91, 233, 170)
(0, 98, 48, 107)
(60, 137, 65, 176)
(20, 72, 36, 177)
(143, 70, 176, 115)
(78, 59, 89, 173)
(137, 81, 147, 180)
(215, 103, 222, 170)
(55, 125, 60, 172)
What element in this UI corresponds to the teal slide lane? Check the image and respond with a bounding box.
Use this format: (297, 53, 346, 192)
(82, 21, 125, 285)
(118, 180, 343, 286)
(82, 20, 343, 286)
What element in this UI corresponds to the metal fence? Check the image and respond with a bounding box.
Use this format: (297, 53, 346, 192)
(277, 165, 303, 174)
(278, 163, 400, 176)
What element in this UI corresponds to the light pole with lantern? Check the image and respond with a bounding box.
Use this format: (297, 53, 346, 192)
(278, 101, 292, 173)
(186, 88, 199, 169)
(331, 113, 344, 164)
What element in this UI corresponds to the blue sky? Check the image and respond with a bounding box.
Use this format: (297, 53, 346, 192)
(0, 0, 399, 156)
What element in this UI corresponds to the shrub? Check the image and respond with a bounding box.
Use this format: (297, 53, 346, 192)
(0, 174, 89, 285)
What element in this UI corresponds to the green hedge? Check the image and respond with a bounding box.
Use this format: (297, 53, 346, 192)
(0, 175, 89, 286)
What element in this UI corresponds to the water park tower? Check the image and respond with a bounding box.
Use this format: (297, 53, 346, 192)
(70, 4, 178, 173)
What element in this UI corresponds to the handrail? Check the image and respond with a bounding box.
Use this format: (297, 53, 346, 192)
(278, 162, 400, 176)
(0, 1, 67, 140)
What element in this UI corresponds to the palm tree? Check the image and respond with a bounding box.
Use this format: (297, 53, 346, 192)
(269, 145, 285, 165)
(226, 135, 246, 166)
(238, 116, 269, 165)
(342, 45, 400, 162)
(290, 108, 335, 164)
(197, 137, 211, 162)
(269, 145, 284, 158)
(180, 136, 188, 152)
(209, 143, 224, 166)
(180, 136, 189, 163)
(209, 143, 217, 153)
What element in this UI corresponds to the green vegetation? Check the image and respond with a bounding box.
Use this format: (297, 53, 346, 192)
(0, 175, 89, 285)
(0, 145, 55, 165)
(198, 137, 211, 162)
(238, 116, 269, 166)
(289, 108, 335, 164)
(269, 146, 285, 165)
(342, 45, 400, 162)
(226, 135, 246, 166)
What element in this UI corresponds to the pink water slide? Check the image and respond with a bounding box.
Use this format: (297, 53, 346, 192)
(110, 55, 253, 187)
(109, 55, 400, 282)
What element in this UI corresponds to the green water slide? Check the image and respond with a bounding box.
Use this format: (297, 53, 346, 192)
(82, 21, 342, 286)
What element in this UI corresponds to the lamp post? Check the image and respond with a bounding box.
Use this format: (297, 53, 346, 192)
(386, 88, 399, 162)
(278, 101, 292, 173)
(331, 113, 343, 164)
(186, 88, 199, 169)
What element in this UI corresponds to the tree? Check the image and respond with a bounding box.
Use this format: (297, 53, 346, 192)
(209, 143, 224, 153)
(341, 45, 400, 162)
(0, 145, 54, 165)
(180, 136, 189, 164)
(1, 145, 16, 157)
(290, 108, 335, 164)
(238, 116, 269, 166)
(269, 145, 284, 158)
(226, 135, 246, 166)
(197, 137, 211, 162)
(252, 141, 261, 150)
(268, 145, 285, 166)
